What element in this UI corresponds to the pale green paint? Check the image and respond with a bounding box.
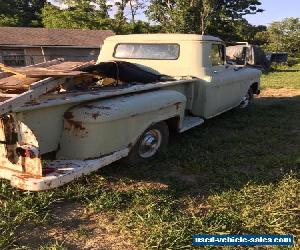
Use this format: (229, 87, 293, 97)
(57, 90, 186, 159)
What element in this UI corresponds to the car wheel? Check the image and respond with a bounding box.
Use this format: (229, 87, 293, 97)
(240, 87, 254, 108)
(126, 122, 169, 165)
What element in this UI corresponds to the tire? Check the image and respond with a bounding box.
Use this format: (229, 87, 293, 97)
(126, 122, 169, 165)
(240, 87, 254, 108)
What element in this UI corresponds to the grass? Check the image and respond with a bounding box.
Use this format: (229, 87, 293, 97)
(261, 63, 300, 89)
(0, 67, 299, 249)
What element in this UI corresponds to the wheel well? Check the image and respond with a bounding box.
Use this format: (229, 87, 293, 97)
(251, 82, 259, 94)
(165, 116, 180, 132)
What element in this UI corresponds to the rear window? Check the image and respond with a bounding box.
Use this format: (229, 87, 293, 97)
(114, 43, 180, 60)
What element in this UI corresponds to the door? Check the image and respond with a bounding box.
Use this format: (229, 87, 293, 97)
(204, 43, 243, 118)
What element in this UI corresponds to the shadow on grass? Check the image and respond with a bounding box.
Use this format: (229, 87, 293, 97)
(99, 95, 300, 197)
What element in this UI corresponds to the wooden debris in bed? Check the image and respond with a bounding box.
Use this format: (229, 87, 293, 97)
(0, 59, 95, 115)
(0, 59, 93, 92)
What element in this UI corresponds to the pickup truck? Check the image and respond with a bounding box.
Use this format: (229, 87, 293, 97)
(0, 34, 261, 191)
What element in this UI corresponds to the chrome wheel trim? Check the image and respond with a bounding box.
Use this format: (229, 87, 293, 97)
(240, 92, 250, 108)
(138, 129, 162, 158)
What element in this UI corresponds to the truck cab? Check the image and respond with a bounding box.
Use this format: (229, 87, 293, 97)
(99, 34, 261, 118)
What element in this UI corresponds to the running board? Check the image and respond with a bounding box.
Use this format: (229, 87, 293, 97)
(180, 116, 204, 133)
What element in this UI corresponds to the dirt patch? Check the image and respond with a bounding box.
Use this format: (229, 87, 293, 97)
(255, 88, 300, 106)
(16, 202, 136, 250)
(259, 88, 300, 98)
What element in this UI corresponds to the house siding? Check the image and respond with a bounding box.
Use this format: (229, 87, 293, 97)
(44, 47, 100, 62)
(0, 46, 101, 67)
(24, 47, 45, 65)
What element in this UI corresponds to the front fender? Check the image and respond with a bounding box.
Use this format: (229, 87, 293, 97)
(57, 90, 186, 160)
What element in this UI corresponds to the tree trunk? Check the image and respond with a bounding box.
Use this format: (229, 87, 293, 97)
(129, 0, 135, 24)
(201, 14, 205, 35)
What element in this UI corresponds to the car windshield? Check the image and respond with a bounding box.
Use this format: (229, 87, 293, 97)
(114, 43, 180, 60)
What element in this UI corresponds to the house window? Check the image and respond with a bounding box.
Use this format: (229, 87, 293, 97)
(210, 44, 225, 66)
(2, 49, 25, 66)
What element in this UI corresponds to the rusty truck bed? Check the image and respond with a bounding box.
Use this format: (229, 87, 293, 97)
(0, 59, 197, 191)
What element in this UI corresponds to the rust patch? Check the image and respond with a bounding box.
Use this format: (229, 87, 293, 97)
(64, 111, 74, 120)
(67, 120, 85, 131)
(84, 104, 96, 109)
(98, 106, 111, 110)
(174, 102, 182, 111)
(2, 115, 18, 163)
(92, 112, 101, 119)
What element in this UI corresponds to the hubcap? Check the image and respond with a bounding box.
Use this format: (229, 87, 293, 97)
(138, 129, 162, 158)
(240, 91, 251, 108)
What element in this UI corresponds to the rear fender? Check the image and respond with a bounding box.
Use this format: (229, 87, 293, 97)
(57, 90, 187, 160)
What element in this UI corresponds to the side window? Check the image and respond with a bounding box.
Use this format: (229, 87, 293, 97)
(210, 44, 225, 66)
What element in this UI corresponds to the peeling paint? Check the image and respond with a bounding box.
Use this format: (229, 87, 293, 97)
(66, 120, 85, 131)
(64, 111, 74, 120)
(174, 102, 182, 111)
(92, 113, 101, 119)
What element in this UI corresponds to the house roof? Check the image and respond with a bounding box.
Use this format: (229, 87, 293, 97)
(0, 27, 115, 48)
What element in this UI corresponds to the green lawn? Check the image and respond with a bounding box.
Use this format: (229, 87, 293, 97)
(261, 63, 300, 89)
(0, 69, 299, 250)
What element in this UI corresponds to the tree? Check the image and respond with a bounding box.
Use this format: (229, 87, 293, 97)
(0, 0, 47, 27)
(42, 1, 113, 30)
(146, 0, 263, 34)
(128, 0, 145, 24)
(43, 1, 148, 34)
(112, 0, 146, 33)
(262, 18, 300, 54)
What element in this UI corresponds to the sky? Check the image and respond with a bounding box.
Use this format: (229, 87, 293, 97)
(245, 0, 300, 26)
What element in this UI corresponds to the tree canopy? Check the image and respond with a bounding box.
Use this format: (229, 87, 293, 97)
(0, 0, 47, 27)
(146, 0, 263, 35)
(255, 18, 300, 54)
(0, 0, 285, 46)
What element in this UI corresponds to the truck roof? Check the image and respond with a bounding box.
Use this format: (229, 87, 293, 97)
(105, 34, 223, 43)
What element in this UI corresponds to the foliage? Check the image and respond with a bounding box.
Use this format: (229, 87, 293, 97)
(146, 0, 263, 35)
(42, 0, 151, 34)
(42, 2, 113, 30)
(255, 18, 300, 54)
(0, 0, 47, 27)
(0, 0, 268, 41)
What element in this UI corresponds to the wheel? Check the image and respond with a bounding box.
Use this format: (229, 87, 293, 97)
(240, 87, 254, 108)
(126, 122, 169, 165)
